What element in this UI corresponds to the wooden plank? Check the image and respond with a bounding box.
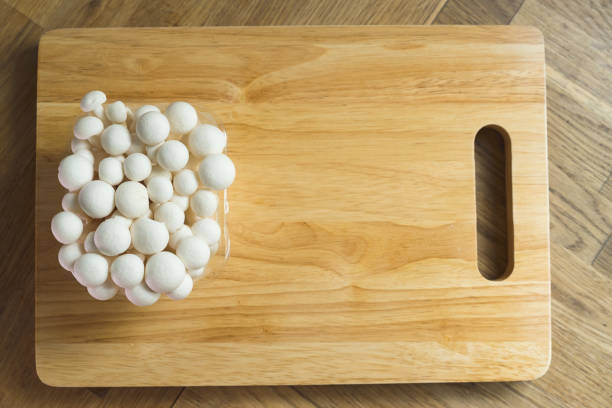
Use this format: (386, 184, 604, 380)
(434, 0, 524, 24)
(600, 173, 612, 198)
(98, 388, 184, 408)
(6, 0, 441, 28)
(513, 0, 612, 193)
(512, 0, 612, 265)
(593, 235, 612, 275)
(35, 25, 549, 386)
(177, 387, 318, 408)
(0, 3, 96, 408)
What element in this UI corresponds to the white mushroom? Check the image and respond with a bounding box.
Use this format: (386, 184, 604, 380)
(125, 137, 146, 155)
(145, 251, 186, 293)
(145, 166, 172, 184)
(105, 101, 128, 123)
(61, 192, 83, 215)
(80, 90, 106, 112)
(51, 211, 83, 244)
(73, 116, 104, 140)
(198, 153, 235, 190)
(188, 124, 227, 156)
(98, 156, 124, 186)
(83, 231, 98, 253)
(110, 210, 133, 227)
(94, 218, 131, 256)
(58, 243, 83, 271)
(78, 180, 115, 219)
(58, 154, 94, 191)
(190, 190, 218, 217)
(157, 140, 189, 172)
(73, 253, 109, 288)
(93, 104, 105, 120)
(188, 267, 206, 280)
(167, 274, 193, 300)
(136, 111, 170, 145)
(101, 124, 132, 155)
(173, 169, 198, 196)
(111, 253, 144, 288)
(139, 208, 153, 219)
(176, 236, 210, 270)
(57, 97, 237, 303)
(154, 202, 184, 233)
(87, 280, 118, 301)
(72, 269, 87, 287)
(71, 137, 90, 153)
(133, 105, 160, 123)
(170, 194, 189, 212)
(165, 101, 198, 134)
(169, 224, 192, 250)
(145, 142, 162, 164)
(191, 218, 221, 246)
(130, 251, 146, 261)
(123, 152, 152, 181)
(147, 176, 173, 203)
(75, 149, 94, 163)
(115, 181, 149, 218)
(130, 218, 169, 255)
(125, 282, 160, 306)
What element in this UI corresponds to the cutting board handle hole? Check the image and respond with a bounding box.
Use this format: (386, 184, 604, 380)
(474, 125, 514, 281)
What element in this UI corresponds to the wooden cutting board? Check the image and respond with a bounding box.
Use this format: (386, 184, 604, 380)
(35, 26, 550, 386)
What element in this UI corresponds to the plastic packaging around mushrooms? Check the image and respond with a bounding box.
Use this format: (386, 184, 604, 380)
(59, 101, 231, 305)
(189, 110, 231, 276)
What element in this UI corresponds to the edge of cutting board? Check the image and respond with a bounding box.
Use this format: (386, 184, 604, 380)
(35, 25, 550, 386)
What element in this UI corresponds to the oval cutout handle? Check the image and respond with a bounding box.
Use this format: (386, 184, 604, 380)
(474, 125, 514, 280)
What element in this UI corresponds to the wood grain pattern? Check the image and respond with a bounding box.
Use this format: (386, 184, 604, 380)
(1, 0, 610, 406)
(35, 25, 549, 386)
(436, 0, 525, 24)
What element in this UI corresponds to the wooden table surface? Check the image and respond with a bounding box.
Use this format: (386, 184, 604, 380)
(1, 0, 610, 406)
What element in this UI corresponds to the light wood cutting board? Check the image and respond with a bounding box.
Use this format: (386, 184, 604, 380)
(35, 26, 550, 386)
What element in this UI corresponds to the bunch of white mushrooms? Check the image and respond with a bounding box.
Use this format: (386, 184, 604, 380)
(51, 91, 235, 306)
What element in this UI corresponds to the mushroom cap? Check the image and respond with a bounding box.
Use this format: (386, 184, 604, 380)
(73, 253, 109, 288)
(165, 101, 198, 134)
(191, 218, 221, 246)
(188, 124, 226, 157)
(136, 111, 170, 146)
(190, 190, 218, 217)
(124, 153, 152, 181)
(130, 217, 169, 255)
(80, 90, 106, 112)
(111, 253, 145, 289)
(78, 180, 115, 219)
(145, 251, 186, 293)
(115, 181, 149, 218)
(157, 140, 189, 172)
(73, 116, 104, 140)
(94, 218, 132, 256)
(58, 154, 94, 191)
(198, 153, 235, 190)
(51, 211, 84, 244)
(125, 282, 160, 306)
(101, 124, 131, 155)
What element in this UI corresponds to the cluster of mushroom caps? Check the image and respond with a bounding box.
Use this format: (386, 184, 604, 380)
(51, 91, 235, 306)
